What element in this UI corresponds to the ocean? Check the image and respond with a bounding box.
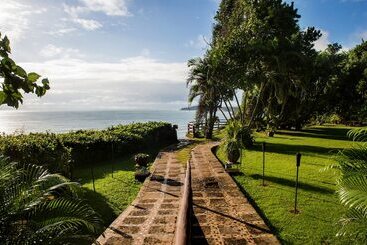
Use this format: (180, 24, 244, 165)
(0, 110, 197, 139)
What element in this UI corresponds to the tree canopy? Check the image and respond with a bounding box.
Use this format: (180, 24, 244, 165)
(187, 0, 367, 138)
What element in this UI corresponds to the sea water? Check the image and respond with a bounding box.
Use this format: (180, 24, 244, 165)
(0, 110, 197, 139)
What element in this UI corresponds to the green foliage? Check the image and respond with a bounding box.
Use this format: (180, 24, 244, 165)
(333, 127, 367, 242)
(222, 120, 253, 162)
(134, 153, 150, 167)
(61, 122, 177, 166)
(0, 122, 177, 175)
(189, 0, 367, 130)
(0, 133, 71, 176)
(0, 156, 103, 244)
(0, 33, 50, 108)
(187, 57, 221, 139)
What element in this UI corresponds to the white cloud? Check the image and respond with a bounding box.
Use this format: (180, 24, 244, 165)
(79, 0, 131, 16)
(48, 28, 77, 37)
(21, 56, 186, 83)
(18, 56, 188, 110)
(63, 0, 131, 30)
(314, 30, 331, 51)
(73, 18, 102, 30)
(40, 44, 83, 59)
(63, 4, 103, 30)
(0, 1, 46, 44)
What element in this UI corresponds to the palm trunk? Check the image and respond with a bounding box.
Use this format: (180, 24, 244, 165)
(248, 82, 265, 128)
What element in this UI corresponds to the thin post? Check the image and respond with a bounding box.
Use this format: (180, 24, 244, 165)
(111, 143, 114, 178)
(262, 142, 266, 186)
(91, 167, 96, 192)
(294, 152, 302, 213)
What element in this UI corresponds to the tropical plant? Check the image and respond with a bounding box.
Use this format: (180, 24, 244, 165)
(134, 153, 150, 167)
(0, 33, 50, 108)
(222, 120, 252, 163)
(0, 156, 103, 244)
(187, 56, 221, 139)
(331, 127, 367, 242)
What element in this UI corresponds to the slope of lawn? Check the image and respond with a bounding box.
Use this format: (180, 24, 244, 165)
(73, 148, 161, 226)
(217, 125, 355, 244)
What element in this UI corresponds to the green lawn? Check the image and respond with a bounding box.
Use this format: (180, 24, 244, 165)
(73, 148, 160, 226)
(217, 125, 356, 244)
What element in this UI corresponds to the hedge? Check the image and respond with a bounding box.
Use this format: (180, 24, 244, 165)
(0, 122, 177, 176)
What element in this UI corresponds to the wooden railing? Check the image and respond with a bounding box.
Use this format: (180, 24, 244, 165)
(174, 160, 192, 245)
(187, 120, 227, 136)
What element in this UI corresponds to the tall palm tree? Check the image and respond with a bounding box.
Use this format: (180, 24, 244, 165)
(187, 57, 221, 139)
(0, 155, 103, 244)
(333, 128, 367, 242)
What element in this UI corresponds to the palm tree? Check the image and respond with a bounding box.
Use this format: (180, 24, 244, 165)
(187, 56, 221, 139)
(332, 128, 367, 242)
(0, 155, 103, 244)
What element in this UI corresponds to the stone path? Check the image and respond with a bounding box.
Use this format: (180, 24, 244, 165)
(96, 149, 185, 245)
(96, 142, 279, 244)
(190, 143, 279, 244)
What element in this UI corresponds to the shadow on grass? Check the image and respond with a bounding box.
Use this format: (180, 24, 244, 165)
(83, 188, 118, 227)
(276, 127, 351, 141)
(249, 174, 335, 194)
(250, 141, 342, 156)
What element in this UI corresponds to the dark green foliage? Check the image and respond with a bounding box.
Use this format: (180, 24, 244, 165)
(61, 122, 177, 166)
(0, 156, 103, 244)
(134, 153, 150, 167)
(0, 133, 71, 176)
(0, 122, 177, 175)
(0, 33, 50, 108)
(238, 126, 254, 147)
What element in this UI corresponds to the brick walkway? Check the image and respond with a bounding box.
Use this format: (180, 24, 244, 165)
(96, 143, 279, 244)
(96, 150, 185, 245)
(190, 143, 279, 244)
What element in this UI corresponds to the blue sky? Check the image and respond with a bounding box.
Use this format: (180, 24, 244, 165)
(0, 0, 366, 111)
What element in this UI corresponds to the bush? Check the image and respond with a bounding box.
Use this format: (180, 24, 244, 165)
(0, 133, 71, 176)
(0, 122, 177, 175)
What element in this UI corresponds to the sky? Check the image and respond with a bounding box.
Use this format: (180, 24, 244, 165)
(0, 0, 366, 111)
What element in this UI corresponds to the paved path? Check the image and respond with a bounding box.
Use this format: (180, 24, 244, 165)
(96, 149, 185, 245)
(190, 143, 279, 244)
(96, 142, 279, 244)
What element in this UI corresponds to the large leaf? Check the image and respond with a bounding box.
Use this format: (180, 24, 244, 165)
(0, 91, 6, 104)
(27, 72, 41, 83)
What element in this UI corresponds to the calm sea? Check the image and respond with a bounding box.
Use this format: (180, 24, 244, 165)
(0, 110, 197, 139)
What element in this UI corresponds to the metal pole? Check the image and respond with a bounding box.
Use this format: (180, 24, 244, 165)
(294, 152, 302, 213)
(262, 142, 266, 186)
(111, 143, 114, 178)
(91, 167, 96, 192)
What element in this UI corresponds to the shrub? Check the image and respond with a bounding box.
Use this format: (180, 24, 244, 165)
(0, 122, 177, 174)
(0, 133, 71, 176)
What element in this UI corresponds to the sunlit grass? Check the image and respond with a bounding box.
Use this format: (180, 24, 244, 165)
(217, 125, 355, 244)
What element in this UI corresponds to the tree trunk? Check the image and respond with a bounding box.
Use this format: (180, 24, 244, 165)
(248, 82, 265, 128)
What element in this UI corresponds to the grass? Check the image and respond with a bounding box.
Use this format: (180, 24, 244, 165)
(216, 125, 356, 244)
(73, 148, 161, 226)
